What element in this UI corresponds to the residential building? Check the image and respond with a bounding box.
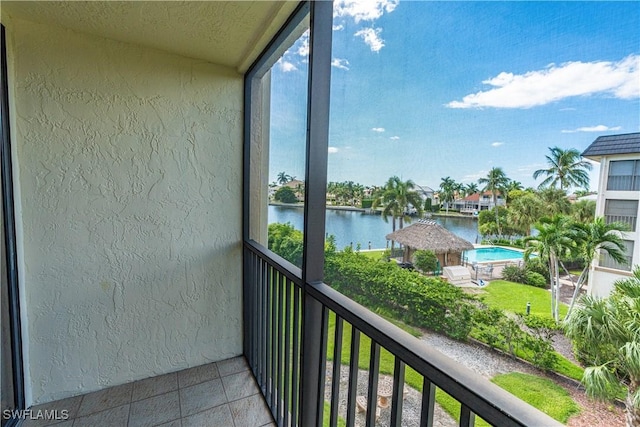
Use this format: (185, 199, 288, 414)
(1, 2, 560, 426)
(452, 192, 505, 214)
(582, 132, 640, 297)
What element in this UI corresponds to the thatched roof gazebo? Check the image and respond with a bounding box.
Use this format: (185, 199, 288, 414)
(385, 219, 474, 267)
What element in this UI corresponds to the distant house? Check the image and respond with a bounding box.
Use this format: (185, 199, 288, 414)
(452, 191, 505, 214)
(581, 132, 640, 297)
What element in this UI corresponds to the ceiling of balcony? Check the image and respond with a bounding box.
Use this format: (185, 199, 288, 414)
(1, 1, 300, 72)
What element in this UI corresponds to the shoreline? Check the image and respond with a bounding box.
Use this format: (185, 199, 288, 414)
(268, 202, 478, 219)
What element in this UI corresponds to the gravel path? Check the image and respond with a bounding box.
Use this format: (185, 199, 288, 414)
(323, 331, 625, 426)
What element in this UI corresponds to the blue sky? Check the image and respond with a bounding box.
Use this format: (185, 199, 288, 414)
(269, 1, 640, 192)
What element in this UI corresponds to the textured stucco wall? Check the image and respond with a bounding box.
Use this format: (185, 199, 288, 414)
(8, 19, 243, 404)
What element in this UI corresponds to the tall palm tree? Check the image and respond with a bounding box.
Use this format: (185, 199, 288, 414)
(565, 218, 628, 319)
(439, 176, 457, 214)
(565, 268, 640, 427)
(373, 176, 423, 253)
(478, 167, 510, 235)
(277, 171, 292, 185)
(525, 215, 575, 321)
(533, 147, 592, 191)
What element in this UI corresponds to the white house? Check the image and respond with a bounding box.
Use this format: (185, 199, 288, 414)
(582, 132, 640, 297)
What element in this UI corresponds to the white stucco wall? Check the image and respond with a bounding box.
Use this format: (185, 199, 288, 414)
(7, 19, 244, 404)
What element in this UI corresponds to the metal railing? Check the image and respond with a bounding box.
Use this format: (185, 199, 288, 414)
(605, 214, 637, 232)
(243, 240, 562, 427)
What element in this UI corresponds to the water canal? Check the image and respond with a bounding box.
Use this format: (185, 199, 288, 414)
(268, 205, 480, 250)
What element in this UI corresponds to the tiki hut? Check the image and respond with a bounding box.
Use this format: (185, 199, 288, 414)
(385, 219, 474, 267)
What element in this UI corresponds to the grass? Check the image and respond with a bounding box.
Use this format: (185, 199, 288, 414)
(491, 373, 581, 423)
(478, 279, 569, 320)
(359, 249, 386, 260)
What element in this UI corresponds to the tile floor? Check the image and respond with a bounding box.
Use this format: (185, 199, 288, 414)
(22, 356, 275, 427)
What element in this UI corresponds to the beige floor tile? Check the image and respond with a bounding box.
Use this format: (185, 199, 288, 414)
(217, 356, 248, 377)
(177, 363, 219, 388)
(221, 370, 260, 402)
(181, 404, 233, 427)
(128, 391, 180, 427)
(179, 378, 227, 417)
(229, 394, 273, 427)
(76, 383, 132, 417)
(73, 404, 130, 427)
(132, 372, 178, 401)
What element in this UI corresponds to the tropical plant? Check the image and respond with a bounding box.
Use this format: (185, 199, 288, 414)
(413, 249, 438, 273)
(373, 176, 423, 252)
(571, 199, 596, 223)
(507, 192, 545, 236)
(268, 222, 303, 267)
(274, 186, 298, 203)
(478, 167, 510, 234)
(525, 215, 576, 321)
(564, 217, 628, 319)
(276, 171, 293, 185)
(464, 182, 479, 197)
(438, 176, 457, 214)
(565, 268, 640, 427)
(533, 147, 592, 191)
(537, 187, 572, 216)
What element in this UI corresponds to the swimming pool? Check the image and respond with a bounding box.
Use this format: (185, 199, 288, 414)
(463, 247, 526, 263)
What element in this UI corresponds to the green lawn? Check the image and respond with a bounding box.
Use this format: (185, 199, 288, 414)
(359, 249, 386, 260)
(479, 279, 568, 320)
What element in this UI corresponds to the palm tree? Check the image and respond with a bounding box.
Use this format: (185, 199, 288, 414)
(439, 176, 457, 214)
(525, 215, 575, 321)
(507, 192, 544, 236)
(277, 171, 292, 185)
(564, 218, 628, 319)
(373, 176, 423, 253)
(464, 182, 479, 197)
(533, 147, 592, 191)
(565, 268, 640, 426)
(478, 167, 510, 235)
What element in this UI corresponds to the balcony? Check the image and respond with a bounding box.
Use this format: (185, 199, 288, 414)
(242, 241, 561, 426)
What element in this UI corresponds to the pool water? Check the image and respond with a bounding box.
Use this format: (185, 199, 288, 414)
(463, 247, 526, 263)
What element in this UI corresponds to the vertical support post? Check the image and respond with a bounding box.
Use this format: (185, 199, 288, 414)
(299, 2, 333, 426)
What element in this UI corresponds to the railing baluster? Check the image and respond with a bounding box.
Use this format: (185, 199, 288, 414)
(257, 257, 265, 388)
(316, 306, 329, 427)
(330, 316, 344, 427)
(276, 272, 285, 425)
(291, 285, 301, 426)
(460, 404, 476, 427)
(420, 378, 436, 427)
(283, 278, 292, 427)
(266, 265, 274, 405)
(390, 358, 405, 426)
(345, 327, 360, 427)
(365, 341, 380, 427)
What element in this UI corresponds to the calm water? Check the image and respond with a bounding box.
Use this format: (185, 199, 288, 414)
(268, 205, 480, 250)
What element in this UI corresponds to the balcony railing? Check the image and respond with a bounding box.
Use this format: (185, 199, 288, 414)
(605, 214, 637, 232)
(243, 240, 562, 427)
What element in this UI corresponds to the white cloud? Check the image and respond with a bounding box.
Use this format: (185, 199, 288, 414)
(277, 59, 297, 72)
(328, 147, 339, 154)
(390, 136, 400, 140)
(372, 127, 385, 132)
(491, 142, 504, 147)
(332, 58, 350, 70)
(297, 32, 310, 57)
(334, 0, 398, 23)
(447, 54, 640, 109)
(561, 125, 622, 133)
(333, 24, 345, 31)
(355, 27, 385, 52)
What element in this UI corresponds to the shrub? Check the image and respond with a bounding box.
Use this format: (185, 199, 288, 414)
(268, 222, 303, 266)
(502, 265, 528, 284)
(274, 186, 298, 203)
(413, 250, 438, 273)
(525, 256, 549, 279)
(324, 250, 476, 339)
(526, 271, 547, 288)
(361, 198, 373, 209)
